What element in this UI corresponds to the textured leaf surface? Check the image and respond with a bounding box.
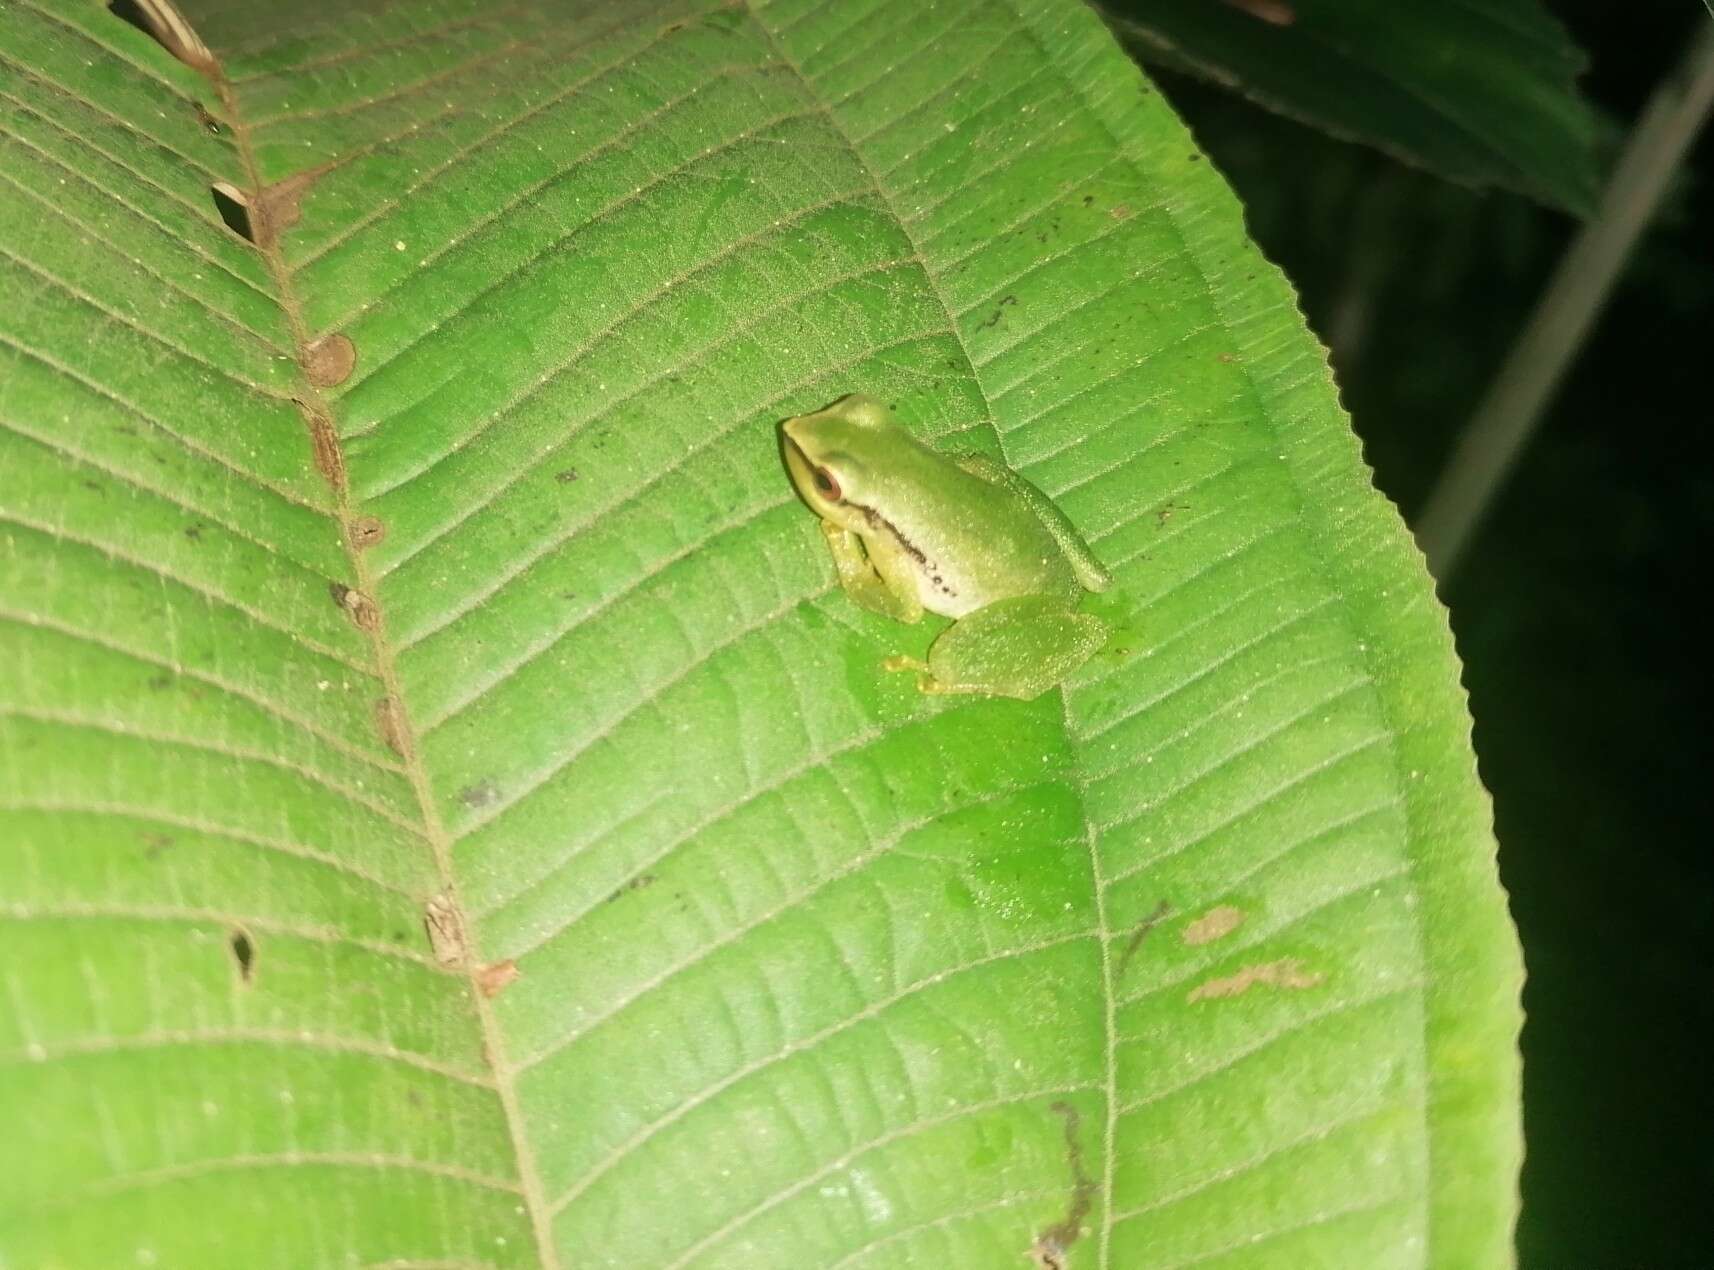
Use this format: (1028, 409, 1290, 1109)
(1098, 0, 1602, 214)
(0, 1, 1518, 1267)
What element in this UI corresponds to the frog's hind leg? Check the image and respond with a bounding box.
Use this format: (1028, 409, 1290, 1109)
(915, 596, 1108, 701)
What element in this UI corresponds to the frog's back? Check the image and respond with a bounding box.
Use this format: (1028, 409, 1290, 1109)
(884, 463, 1083, 619)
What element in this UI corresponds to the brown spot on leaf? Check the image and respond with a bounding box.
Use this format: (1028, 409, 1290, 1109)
(554, 468, 580, 484)
(1109, 203, 1132, 221)
(1182, 905, 1245, 946)
(302, 333, 356, 388)
(328, 582, 379, 631)
(373, 695, 410, 758)
(1188, 957, 1323, 1002)
(348, 516, 386, 550)
(296, 401, 346, 491)
(250, 165, 332, 249)
(423, 895, 467, 967)
(476, 959, 520, 998)
(190, 99, 221, 133)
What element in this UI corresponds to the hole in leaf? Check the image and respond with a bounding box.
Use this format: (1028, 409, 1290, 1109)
(228, 929, 256, 984)
(106, 0, 215, 72)
(210, 182, 254, 242)
(107, 0, 154, 39)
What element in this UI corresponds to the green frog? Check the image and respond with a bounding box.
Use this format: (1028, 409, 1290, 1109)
(781, 394, 1111, 700)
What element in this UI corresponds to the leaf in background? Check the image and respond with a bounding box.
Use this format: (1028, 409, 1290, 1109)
(1098, 0, 1603, 215)
(0, 1, 1519, 1267)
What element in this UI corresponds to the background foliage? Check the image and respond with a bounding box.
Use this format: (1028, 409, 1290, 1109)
(1135, 2, 1712, 1265)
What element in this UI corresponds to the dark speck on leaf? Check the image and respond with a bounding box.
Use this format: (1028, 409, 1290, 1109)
(459, 781, 500, 809)
(184, 523, 203, 542)
(229, 929, 256, 983)
(555, 468, 579, 483)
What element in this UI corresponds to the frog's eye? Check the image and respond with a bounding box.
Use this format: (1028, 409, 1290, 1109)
(813, 467, 843, 501)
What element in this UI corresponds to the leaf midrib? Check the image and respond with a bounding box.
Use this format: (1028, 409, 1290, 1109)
(210, 53, 566, 1270)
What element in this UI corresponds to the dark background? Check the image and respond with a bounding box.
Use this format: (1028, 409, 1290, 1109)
(1147, 5, 1713, 1267)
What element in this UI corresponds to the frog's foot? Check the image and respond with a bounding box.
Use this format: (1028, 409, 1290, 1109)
(880, 654, 944, 695)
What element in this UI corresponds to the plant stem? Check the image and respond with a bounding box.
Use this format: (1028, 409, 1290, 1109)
(1415, 15, 1714, 581)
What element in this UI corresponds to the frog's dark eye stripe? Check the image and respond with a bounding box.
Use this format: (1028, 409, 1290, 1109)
(814, 467, 842, 501)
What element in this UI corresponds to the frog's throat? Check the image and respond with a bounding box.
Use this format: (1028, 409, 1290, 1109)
(856, 502, 926, 568)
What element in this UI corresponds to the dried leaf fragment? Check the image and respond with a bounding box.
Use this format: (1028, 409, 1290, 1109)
(423, 894, 467, 967)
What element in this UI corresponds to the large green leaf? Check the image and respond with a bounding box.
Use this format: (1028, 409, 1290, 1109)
(0, 1, 1519, 1266)
(1097, 0, 1603, 214)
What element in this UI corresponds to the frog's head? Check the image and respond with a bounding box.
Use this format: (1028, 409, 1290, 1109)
(780, 393, 896, 528)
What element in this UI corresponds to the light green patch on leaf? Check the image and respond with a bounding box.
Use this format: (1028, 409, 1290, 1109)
(0, 1, 1519, 1267)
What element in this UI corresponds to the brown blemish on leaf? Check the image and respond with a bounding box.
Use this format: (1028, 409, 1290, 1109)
(372, 695, 409, 758)
(348, 516, 386, 550)
(424, 895, 467, 967)
(190, 99, 221, 133)
(476, 959, 520, 998)
(1182, 905, 1245, 946)
(1109, 203, 1132, 221)
(328, 582, 379, 632)
(295, 400, 346, 491)
(1115, 898, 1173, 981)
(302, 333, 356, 388)
(1188, 958, 1323, 1002)
(1030, 1101, 1096, 1268)
(228, 927, 257, 984)
(250, 165, 333, 248)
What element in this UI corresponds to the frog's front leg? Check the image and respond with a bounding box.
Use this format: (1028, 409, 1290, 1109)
(885, 594, 1108, 700)
(820, 521, 923, 623)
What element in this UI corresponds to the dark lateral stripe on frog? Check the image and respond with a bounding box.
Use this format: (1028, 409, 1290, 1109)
(856, 502, 957, 600)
